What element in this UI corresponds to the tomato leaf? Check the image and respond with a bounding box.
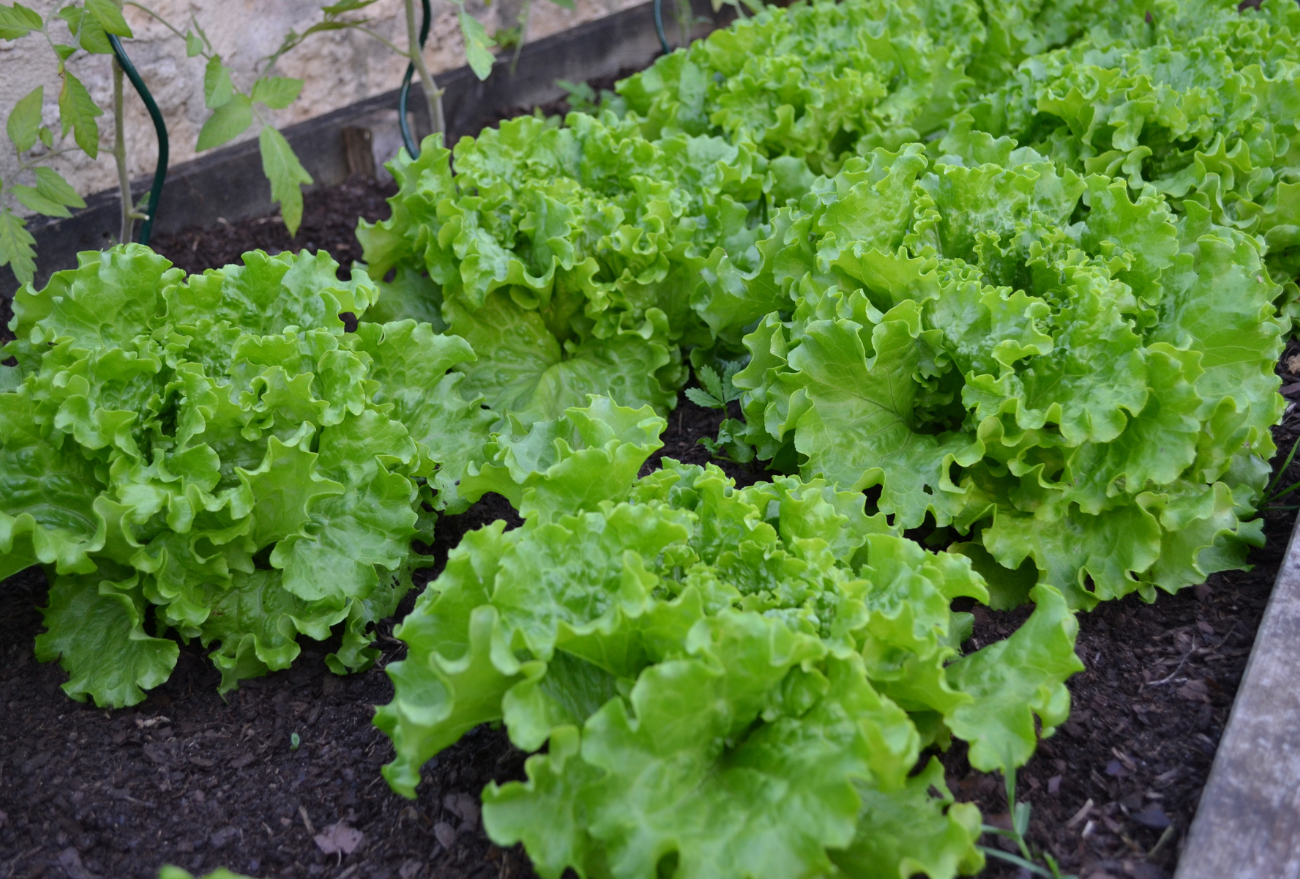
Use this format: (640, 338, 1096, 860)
(258, 125, 313, 234)
(195, 92, 252, 151)
(251, 76, 303, 110)
(57, 69, 101, 157)
(6, 85, 43, 152)
(0, 208, 36, 286)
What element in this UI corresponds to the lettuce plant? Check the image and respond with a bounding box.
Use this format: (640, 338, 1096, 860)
(356, 113, 810, 421)
(948, 0, 1300, 316)
(613, 0, 1105, 176)
(710, 143, 1284, 609)
(375, 399, 1083, 879)
(0, 244, 493, 706)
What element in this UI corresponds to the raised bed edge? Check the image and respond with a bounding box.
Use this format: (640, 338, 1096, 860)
(1175, 511, 1300, 878)
(0, 0, 724, 296)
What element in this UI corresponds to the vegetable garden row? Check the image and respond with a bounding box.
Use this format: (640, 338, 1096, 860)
(4, 0, 1300, 876)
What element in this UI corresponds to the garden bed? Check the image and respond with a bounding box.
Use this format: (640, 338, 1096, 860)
(3, 172, 1299, 879)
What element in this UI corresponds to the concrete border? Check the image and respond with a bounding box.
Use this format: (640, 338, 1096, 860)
(1175, 514, 1300, 879)
(1, 0, 726, 295)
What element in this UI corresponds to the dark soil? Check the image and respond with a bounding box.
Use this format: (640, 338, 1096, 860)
(148, 176, 398, 279)
(3, 173, 1299, 879)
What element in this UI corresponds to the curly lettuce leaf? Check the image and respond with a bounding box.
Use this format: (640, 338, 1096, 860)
(722, 144, 1282, 606)
(944, 583, 1083, 773)
(827, 758, 984, 879)
(461, 396, 666, 520)
(35, 573, 179, 707)
(486, 643, 917, 879)
(352, 319, 493, 513)
(0, 389, 104, 578)
(379, 403, 1083, 879)
(4, 246, 486, 706)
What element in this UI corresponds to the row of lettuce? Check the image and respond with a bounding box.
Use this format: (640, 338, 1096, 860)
(1, 0, 1296, 877)
(0, 247, 1075, 876)
(362, 0, 1294, 607)
(0, 243, 1076, 876)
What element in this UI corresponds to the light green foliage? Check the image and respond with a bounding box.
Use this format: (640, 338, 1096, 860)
(12, 166, 86, 218)
(160, 868, 259, 879)
(196, 93, 252, 150)
(7, 85, 44, 152)
(376, 399, 1082, 879)
(194, 49, 311, 233)
(614, 0, 1103, 175)
(460, 396, 666, 520)
(947, 0, 1300, 315)
(250, 76, 303, 110)
(258, 126, 313, 234)
(0, 1, 313, 282)
(456, 7, 496, 79)
(684, 361, 743, 409)
(0, 4, 43, 40)
(716, 145, 1283, 608)
(357, 114, 787, 418)
(0, 208, 38, 284)
(0, 5, 110, 284)
(1, 244, 491, 706)
(56, 54, 101, 155)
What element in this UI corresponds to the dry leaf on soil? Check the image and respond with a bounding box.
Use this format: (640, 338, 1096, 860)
(314, 821, 365, 855)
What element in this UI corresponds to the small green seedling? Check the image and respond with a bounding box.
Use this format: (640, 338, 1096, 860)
(290, 732, 301, 751)
(685, 362, 743, 410)
(977, 770, 1077, 879)
(690, 361, 756, 463)
(557, 79, 601, 115)
(1263, 434, 1300, 510)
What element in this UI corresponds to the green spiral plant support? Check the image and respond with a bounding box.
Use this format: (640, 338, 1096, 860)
(653, 0, 670, 54)
(399, 0, 434, 158)
(107, 34, 168, 246)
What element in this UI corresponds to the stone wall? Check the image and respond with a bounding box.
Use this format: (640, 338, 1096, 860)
(0, 0, 641, 210)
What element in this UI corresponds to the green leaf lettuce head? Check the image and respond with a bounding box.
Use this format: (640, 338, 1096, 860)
(614, 0, 1105, 175)
(713, 143, 1284, 609)
(375, 398, 1082, 879)
(943, 0, 1300, 325)
(1, 244, 492, 707)
(355, 114, 802, 421)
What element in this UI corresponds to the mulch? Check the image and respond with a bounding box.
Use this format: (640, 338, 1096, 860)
(147, 176, 398, 279)
(3, 173, 1299, 879)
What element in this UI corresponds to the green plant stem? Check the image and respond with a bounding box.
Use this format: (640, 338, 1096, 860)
(112, 59, 133, 244)
(977, 846, 1063, 878)
(674, 0, 692, 45)
(16, 149, 81, 171)
(354, 26, 407, 57)
(124, 2, 191, 46)
(509, 0, 532, 74)
(1270, 483, 1300, 503)
(405, 0, 444, 137)
(1265, 435, 1300, 497)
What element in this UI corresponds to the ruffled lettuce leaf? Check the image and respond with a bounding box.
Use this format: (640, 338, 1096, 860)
(35, 572, 180, 707)
(718, 145, 1282, 608)
(461, 396, 665, 520)
(377, 400, 1080, 879)
(4, 244, 488, 705)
